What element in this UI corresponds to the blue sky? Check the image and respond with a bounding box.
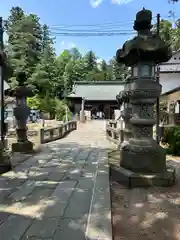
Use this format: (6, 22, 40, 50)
(1, 0, 180, 61)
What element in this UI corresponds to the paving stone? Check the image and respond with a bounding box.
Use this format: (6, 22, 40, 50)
(34, 180, 59, 189)
(0, 178, 26, 202)
(13, 159, 37, 172)
(24, 186, 54, 203)
(63, 149, 81, 163)
(22, 238, 51, 240)
(51, 163, 72, 174)
(86, 162, 112, 240)
(46, 171, 65, 181)
(75, 149, 91, 163)
(53, 218, 86, 240)
(24, 218, 59, 239)
(63, 167, 83, 180)
(0, 121, 113, 240)
(8, 180, 36, 202)
(28, 171, 49, 181)
(40, 159, 62, 168)
(64, 179, 93, 219)
(45, 180, 77, 217)
(0, 214, 32, 240)
(0, 211, 10, 226)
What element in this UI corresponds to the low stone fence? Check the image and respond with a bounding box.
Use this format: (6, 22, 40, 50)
(106, 120, 123, 145)
(40, 121, 77, 144)
(7, 129, 38, 137)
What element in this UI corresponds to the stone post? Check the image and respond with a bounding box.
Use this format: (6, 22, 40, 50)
(11, 72, 34, 153)
(115, 8, 175, 187)
(0, 51, 11, 174)
(79, 97, 85, 123)
(116, 93, 124, 143)
(169, 101, 176, 125)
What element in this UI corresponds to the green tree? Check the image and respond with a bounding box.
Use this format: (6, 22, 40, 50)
(30, 24, 57, 96)
(153, 18, 180, 51)
(55, 99, 71, 121)
(83, 51, 97, 73)
(69, 47, 82, 61)
(5, 7, 43, 88)
(109, 57, 130, 81)
(100, 60, 108, 80)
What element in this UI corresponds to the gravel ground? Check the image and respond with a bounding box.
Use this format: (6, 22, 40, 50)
(110, 155, 180, 240)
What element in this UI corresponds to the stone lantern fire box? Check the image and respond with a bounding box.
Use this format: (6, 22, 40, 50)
(115, 8, 175, 187)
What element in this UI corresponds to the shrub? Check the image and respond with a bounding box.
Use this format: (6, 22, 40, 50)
(162, 126, 180, 156)
(54, 99, 71, 121)
(27, 95, 41, 110)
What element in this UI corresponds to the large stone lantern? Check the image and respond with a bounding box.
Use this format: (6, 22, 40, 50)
(115, 8, 175, 187)
(11, 72, 34, 153)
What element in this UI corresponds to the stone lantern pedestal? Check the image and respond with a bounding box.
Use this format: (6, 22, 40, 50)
(11, 72, 34, 153)
(115, 8, 175, 187)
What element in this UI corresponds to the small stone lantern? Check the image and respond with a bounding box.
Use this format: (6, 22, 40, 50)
(11, 72, 34, 153)
(115, 8, 175, 187)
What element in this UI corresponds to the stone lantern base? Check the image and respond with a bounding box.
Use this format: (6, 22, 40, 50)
(12, 140, 34, 153)
(112, 166, 175, 188)
(0, 142, 12, 174)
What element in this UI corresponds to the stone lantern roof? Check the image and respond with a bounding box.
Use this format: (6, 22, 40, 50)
(116, 8, 172, 66)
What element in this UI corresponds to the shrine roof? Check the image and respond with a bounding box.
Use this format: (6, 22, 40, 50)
(68, 79, 179, 99)
(68, 81, 125, 101)
(161, 82, 180, 96)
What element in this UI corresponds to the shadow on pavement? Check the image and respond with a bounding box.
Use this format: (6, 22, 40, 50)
(0, 141, 111, 239)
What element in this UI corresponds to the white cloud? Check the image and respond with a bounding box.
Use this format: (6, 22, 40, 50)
(111, 0, 133, 4)
(90, 0, 132, 8)
(90, 0, 104, 8)
(60, 41, 76, 49)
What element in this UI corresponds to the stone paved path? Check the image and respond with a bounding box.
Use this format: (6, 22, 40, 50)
(0, 120, 113, 240)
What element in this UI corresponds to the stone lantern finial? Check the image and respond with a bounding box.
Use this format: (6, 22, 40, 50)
(16, 71, 27, 85)
(133, 8, 152, 31)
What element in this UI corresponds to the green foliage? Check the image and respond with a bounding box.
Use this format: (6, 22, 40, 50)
(162, 126, 180, 156)
(153, 18, 180, 51)
(54, 99, 71, 121)
(27, 95, 41, 109)
(39, 96, 56, 116)
(28, 95, 56, 116)
(27, 95, 70, 122)
(154, 100, 168, 122)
